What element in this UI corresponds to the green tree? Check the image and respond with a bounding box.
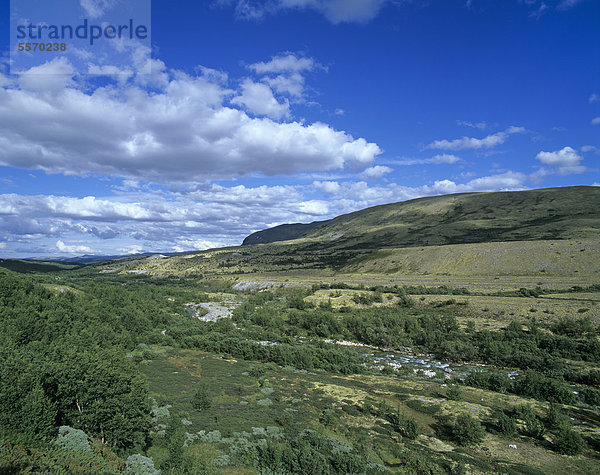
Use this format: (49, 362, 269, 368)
(0, 351, 57, 441)
(162, 416, 186, 471)
(387, 409, 419, 440)
(191, 385, 212, 411)
(523, 414, 545, 439)
(556, 428, 584, 456)
(49, 347, 151, 450)
(21, 383, 57, 440)
(546, 404, 568, 431)
(446, 384, 462, 401)
(495, 411, 517, 436)
(579, 387, 600, 407)
(320, 409, 336, 427)
(450, 414, 486, 446)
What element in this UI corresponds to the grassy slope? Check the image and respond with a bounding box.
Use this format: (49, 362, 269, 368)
(141, 348, 600, 474)
(343, 239, 600, 276)
(81, 237, 600, 281)
(242, 221, 325, 246)
(244, 186, 600, 249)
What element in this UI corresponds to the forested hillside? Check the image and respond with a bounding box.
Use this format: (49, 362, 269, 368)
(2, 267, 600, 473)
(0, 271, 169, 471)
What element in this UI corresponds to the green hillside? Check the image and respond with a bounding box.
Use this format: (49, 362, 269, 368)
(243, 221, 325, 245)
(0, 259, 81, 273)
(342, 239, 600, 276)
(243, 186, 600, 249)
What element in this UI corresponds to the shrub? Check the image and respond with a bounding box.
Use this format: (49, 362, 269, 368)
(514, 404, 536, 420)
(53, 426, 91, 453)
(551, 317, 594, 337)
(579, 387, 600, 407)
(257, 398, 273, 407)
(249, 365, 266, 378)
(384, 408, 419, 439)
(266, 426, 283, 440)
(191, 385, 212, 411)
(495, 411, 517, 436)
(198, 430, 222, 443)
(450, 414, 486, 446)
(331, 451, 367, 474)
(275, 410, 294, 429)
(406, 399, 440, 416)
(342, 405, 361, 416)
(124, 454, 160, 475)
(261, 387, 275, 396)
(465, 370, 511, 394)
(447, 384, 462, 401)
(320, 409, 336, 427)
(513, 370, 575, 404)
(214, 455, 231, 467)
(523, 414, 545, 439)
(151, 404, 171, 421)
(353, 293, 382, 305)
(162, 416, 185, 471)
(546, 404, 568, 430)
(398, 416, 419, 440)
(556, 428, 584, 455)
(395, 289, 414, 308)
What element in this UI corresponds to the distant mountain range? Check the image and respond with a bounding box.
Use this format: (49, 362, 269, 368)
(0, 253, 175, 273)
(242, 186, 600, 249)
(48, 253, 172, 264)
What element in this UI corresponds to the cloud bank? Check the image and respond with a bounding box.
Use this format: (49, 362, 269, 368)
(0, 57, 381, 184)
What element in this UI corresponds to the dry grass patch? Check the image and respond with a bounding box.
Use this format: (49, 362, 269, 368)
(309, 382, 368, 404)
(41, 283, 83, 294)
(417, 294, 599, 325)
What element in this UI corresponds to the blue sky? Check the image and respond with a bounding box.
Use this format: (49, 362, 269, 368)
(0, 0, 599, 258)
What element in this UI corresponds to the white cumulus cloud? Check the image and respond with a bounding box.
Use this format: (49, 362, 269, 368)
(422, 172, 527, 195)
(0, 60, 381, 182)
(56, 240, 94, 254)
(16, 57, 76, 92)
(427, 154, 462, 164)
(360, 165, 393, 179)
(231, 79, 290, 119)
(532, 146, 587, 182)
(248, 53, 322, 101)
(313, 181, 341, 194)
(426, 126, 525, 151)
(536, 146, 582, 167)
(249, 54, 315, 74)
(298, 200, 329, 215)
(390, 154, 463, 166)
